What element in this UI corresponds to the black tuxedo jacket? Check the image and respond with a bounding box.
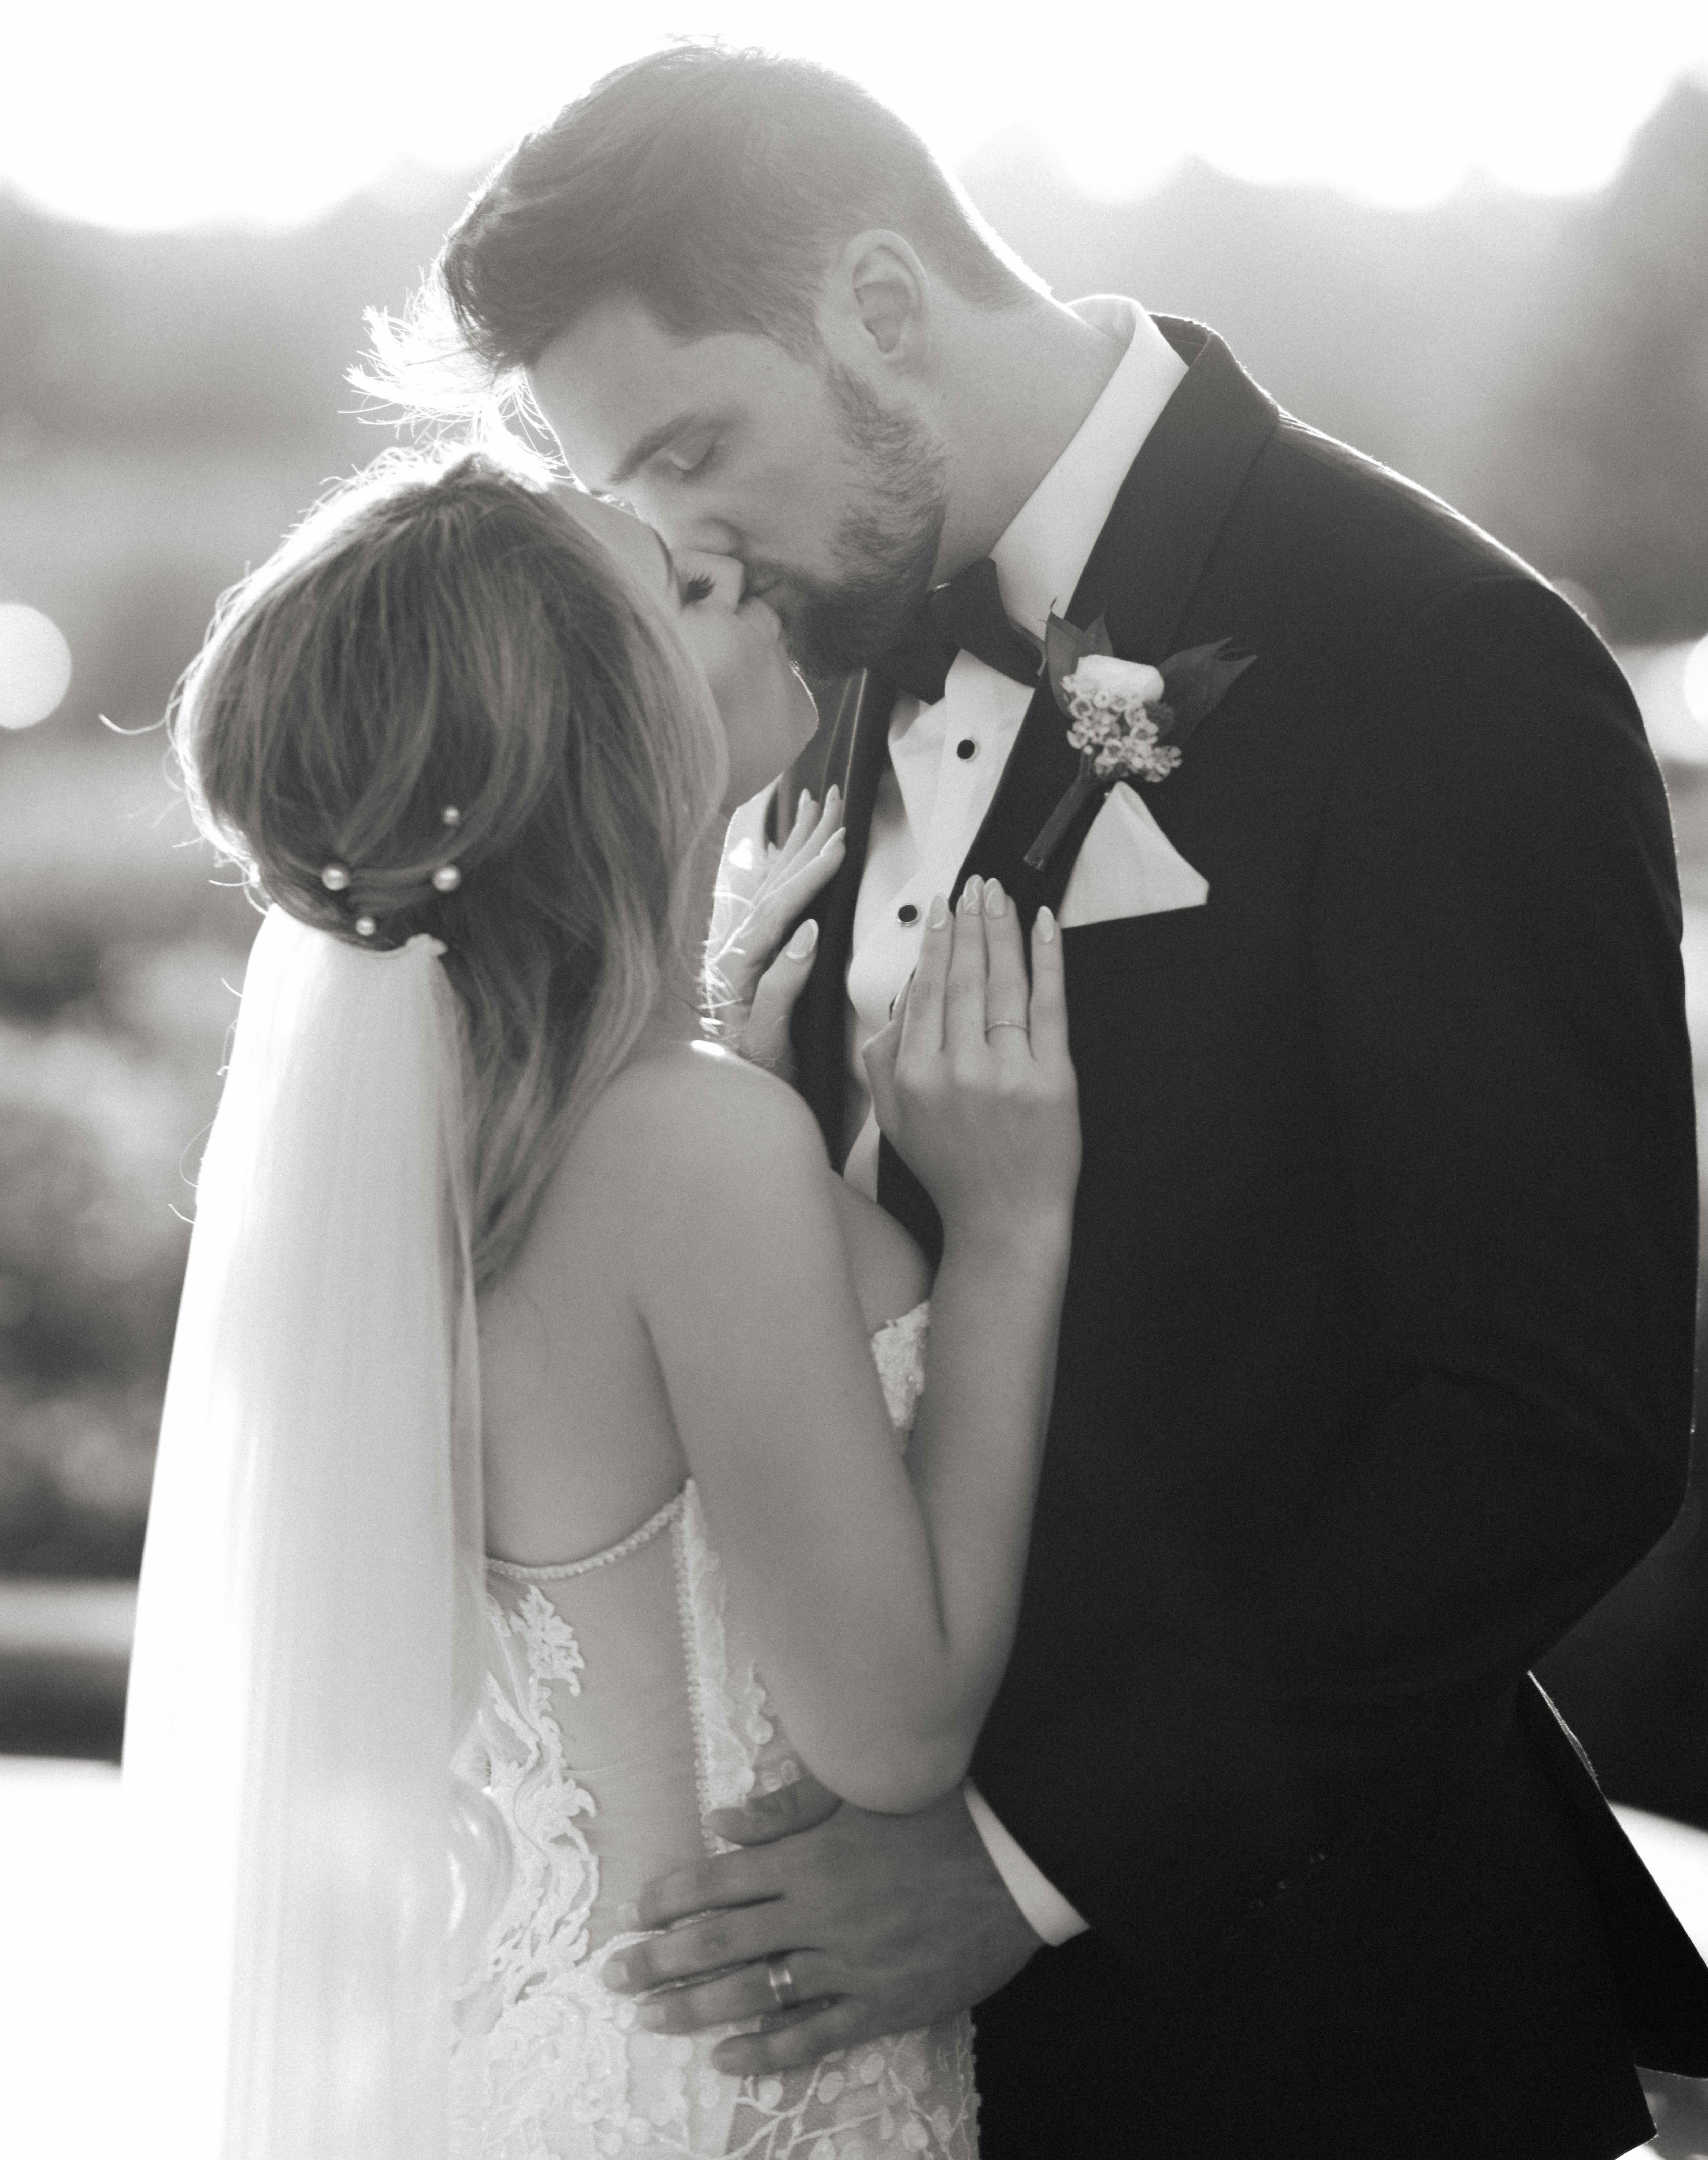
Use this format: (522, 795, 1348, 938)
(783, 319, 1708, 2153)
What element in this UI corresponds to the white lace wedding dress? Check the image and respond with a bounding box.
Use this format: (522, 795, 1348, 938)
(449, 1302, 979, 2159)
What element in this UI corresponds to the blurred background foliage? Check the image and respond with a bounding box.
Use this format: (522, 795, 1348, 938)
(2, 85, 1708, 1796)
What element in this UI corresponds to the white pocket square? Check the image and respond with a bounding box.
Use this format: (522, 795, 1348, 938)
(1057, 782, 1209, 928)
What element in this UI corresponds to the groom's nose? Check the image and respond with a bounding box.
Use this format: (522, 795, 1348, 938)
(643, 496, 744, 563)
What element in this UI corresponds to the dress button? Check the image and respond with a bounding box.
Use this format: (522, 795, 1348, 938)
(897, 902, 919, 924)
(956, 738, 977, 760)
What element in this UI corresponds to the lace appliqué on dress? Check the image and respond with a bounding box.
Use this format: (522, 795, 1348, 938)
(451, 1585, 609, 2153)
(679, 1485, 792, 1824)
(453, 1504, 727, 2159)
(871, 1302, 931, 1436)
(721, 2026, 978, 2160)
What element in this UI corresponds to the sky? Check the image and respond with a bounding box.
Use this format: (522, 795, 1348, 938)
(6, 0, 1706, 231)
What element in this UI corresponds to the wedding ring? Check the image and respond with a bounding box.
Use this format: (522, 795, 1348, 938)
(985, 1021, 1030, 1037)
(766, 1954, 800, 2011)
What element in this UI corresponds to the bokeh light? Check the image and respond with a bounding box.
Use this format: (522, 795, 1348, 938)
(0, 605, 73, 730)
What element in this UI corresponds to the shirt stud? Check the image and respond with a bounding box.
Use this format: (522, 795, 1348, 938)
(897, 902, 919, 925)
(956, 738, 977, 760)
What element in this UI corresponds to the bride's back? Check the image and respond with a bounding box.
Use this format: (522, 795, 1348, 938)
(478, 1032, 928, 1571)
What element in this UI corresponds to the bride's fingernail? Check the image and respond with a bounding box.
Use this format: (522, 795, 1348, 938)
(926, 894, 950, 929)
(603, 1956, 630, 1989)
(786, 918, 818, 960)
(984, 879, 1006, 917)
(796, 789, 811, 820)
(959, 878, 982, 914)
(1035, 905, 1058, 944)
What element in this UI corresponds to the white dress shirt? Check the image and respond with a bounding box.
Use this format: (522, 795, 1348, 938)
(842, 296, 1188, 1946)
(842, 296, 1188, 1198)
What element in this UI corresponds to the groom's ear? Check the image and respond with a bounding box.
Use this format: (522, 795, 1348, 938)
(825, 230, 932, 369)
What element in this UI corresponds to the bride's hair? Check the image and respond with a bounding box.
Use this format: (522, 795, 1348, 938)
(171, 448, 725, 1291)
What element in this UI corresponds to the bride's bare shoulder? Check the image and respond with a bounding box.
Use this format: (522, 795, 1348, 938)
(571, 1038, 829, 1235)
(595, 1036, 818, 1149)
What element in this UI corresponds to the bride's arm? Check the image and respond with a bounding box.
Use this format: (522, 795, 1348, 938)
(629, 883, 1077, 1815)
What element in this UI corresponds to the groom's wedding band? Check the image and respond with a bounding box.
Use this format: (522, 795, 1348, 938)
(766, 1954, 800, 2011)
(985, 1021, 1029, 1036)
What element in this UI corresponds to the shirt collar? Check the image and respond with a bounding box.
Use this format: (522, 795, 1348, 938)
(989, 296, 1188, 642)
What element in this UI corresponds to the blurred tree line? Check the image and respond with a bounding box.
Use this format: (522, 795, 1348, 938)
(0, 84, 1706, 1785)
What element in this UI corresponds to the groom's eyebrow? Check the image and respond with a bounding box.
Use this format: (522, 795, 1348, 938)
(606, 414, 697, 490)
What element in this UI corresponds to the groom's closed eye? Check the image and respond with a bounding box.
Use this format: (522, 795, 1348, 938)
(662, 430, 719, 480)
(604, 411, 721, 492)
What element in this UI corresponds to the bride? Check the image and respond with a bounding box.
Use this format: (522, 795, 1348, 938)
(120, 448, 1079, 2159)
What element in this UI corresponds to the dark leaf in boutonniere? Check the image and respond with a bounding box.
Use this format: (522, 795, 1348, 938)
(1043, 612, 1115, 713)
(1156, 639, 1258, 750)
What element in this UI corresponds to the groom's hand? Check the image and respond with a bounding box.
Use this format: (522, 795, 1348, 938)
(601, 1776, 1044, 2075)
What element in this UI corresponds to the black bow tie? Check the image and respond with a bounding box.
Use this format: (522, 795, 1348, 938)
(879, 557, 1045, 706)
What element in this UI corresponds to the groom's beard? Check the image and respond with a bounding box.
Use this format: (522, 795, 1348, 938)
(757, 361, 948, 680)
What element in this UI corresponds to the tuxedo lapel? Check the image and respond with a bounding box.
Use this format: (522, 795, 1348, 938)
(1091, 318, 1281, 663)
(957, 319, 1280, 924)
(787, 669, 898, 1156)
(877, 321, 1280, 1249)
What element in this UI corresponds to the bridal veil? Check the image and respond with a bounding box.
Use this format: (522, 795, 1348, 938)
(120, 905, 490, 2158)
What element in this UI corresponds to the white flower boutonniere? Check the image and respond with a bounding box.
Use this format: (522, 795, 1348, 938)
(1023, 614, 1256, 872)
(1060, 655, 1178, 783)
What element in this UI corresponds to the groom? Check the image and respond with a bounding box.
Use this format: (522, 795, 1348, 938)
(440, 44, 1708, 2155)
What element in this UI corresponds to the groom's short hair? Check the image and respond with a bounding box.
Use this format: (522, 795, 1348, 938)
(439, 43, 1041, 374)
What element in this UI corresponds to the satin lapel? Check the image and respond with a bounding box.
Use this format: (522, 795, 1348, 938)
(1092, 318, 1280, 661)
(789, 668, 898, 1156)
(877, 322, 1281, 1250)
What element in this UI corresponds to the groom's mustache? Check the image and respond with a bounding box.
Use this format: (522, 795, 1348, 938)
(737, 558, 935, 678)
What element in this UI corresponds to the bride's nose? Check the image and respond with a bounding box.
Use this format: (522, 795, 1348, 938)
(674, 549, 745, 610)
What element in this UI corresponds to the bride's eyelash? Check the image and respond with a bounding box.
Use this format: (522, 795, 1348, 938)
(680, 573, 715, 606)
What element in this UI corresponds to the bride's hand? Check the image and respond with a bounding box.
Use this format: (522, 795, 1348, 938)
(863, 877, 1079, 1245)
(707, 786, 845, 1079)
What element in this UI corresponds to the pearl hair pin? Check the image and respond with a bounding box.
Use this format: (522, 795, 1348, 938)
(320, 812, 464, 940)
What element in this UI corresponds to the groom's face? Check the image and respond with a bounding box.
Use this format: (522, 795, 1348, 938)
(529, 293, 947, 678)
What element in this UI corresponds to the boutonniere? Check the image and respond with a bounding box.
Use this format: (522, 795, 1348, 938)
(1022, 615, 1256, 871)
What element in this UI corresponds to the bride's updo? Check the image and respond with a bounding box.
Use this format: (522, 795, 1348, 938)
(172, 448, 725, 1289)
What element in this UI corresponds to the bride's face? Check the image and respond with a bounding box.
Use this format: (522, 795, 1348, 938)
(557, 489, 818, 810)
